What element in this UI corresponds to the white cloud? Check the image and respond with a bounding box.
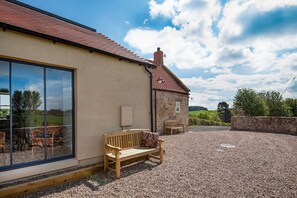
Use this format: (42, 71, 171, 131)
(149, 0, 178, 19)
(26, 80, 44, 94)
(182, 71, 296, 109)
(124, 0, 297, 108)
(143, 19, 149, 25)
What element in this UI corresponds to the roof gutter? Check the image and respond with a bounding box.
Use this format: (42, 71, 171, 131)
(145, 65, 153, 131)
(0, 22, 154, 67)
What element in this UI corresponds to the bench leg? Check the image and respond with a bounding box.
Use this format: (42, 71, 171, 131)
(160, 146, 164, 164)
(115, 157, 120, 179)
(104, 155, 107, 172)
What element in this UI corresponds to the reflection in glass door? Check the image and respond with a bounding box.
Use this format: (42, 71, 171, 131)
(11, 63, 45, 164)
(0, 59, 74, 170)
(46, 68, 73, 158)
(0, 61, 10, 167)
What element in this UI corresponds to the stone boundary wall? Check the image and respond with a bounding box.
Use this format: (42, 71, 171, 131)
(231, 116, 297, 135)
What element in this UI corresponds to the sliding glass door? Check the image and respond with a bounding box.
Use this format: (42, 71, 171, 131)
(46, 68, 73, 159)
(0, 59, 74, 170)
(0, 61, 10, 167)
(12, 63, 45, 164)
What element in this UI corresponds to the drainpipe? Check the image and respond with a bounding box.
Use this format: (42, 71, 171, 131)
(155, 90, 157, 132)
(145, 65, 153, 131)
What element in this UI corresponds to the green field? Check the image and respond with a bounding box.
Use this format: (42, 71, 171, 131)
(189, 110, 221, 122)
(189, 110, 218, 119)
(34, 114, 72, 126)
(189, 110, 230, 126)
(12, 113, 71, 127)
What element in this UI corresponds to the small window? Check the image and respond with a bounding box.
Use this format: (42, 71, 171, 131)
(175, 102, 181, 113)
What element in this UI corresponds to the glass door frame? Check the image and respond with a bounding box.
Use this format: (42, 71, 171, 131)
(0, 58, 75, 171)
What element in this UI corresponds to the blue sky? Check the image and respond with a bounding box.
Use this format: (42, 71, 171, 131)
(19, 0, 297, 109)
(19, 0, 171, 47)
(0, 61, 72, 111)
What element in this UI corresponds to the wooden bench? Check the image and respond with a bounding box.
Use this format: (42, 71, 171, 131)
(103, 129, 164, 178)
(164, 120, 185, 135)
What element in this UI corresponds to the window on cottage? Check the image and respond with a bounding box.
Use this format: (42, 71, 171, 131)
(0, 59, 74, 170)
(175, 102, 181, 113)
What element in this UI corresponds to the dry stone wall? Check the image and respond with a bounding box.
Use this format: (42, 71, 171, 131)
(231, 116, 297, 135)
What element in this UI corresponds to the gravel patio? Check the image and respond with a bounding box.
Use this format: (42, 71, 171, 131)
(22, 130, 297, 198)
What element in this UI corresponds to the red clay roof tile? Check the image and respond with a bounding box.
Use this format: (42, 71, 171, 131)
(0, 0, 149, 64)
(150, 62, 189, 94)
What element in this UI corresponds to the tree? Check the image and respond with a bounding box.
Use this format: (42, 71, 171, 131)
(0, 88, 9, 94)
(12, 90, 42, 127)
(285, 98, 297, 117)
(233, 88, 268, 116)
(258, 91, 292, 117)
(217, 102, 231, 123)
(31, 91, 42, 111)
(12, 90, 25, 128)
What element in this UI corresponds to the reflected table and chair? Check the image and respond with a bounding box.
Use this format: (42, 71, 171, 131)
(0, 125, 72, 166)
(0, 131, 5, 154)
(31, 126, 63, 156)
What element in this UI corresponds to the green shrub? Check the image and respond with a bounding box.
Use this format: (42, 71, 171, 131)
(196, 112, 210, 120)
(233, 88, 268, 116)
(189, 117, 230, 126)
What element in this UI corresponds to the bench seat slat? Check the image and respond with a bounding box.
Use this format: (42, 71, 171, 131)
(107, 147, 159, 161)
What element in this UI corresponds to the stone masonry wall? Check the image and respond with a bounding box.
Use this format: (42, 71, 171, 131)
(231, 116, 297, 135)
(153, 90, 189, 133)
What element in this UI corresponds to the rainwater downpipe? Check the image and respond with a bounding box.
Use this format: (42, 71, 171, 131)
(154, 90, 157, 132)
(145, 65, 153, 131)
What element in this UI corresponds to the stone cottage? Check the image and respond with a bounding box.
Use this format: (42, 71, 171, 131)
(151, 48, 190, 133)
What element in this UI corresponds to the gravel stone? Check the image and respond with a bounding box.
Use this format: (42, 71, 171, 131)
(20, 130, 297, 198)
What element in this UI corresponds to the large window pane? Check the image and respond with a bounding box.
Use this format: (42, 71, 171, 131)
(0, 60, 74, 170)
(0, 61, 10, 166)
(46, 68, 73, 158)
(12, 63, 45, 164)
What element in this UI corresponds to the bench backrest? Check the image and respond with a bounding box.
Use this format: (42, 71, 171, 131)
(104, 129, 149, 150)
(165, 120, 178, 127)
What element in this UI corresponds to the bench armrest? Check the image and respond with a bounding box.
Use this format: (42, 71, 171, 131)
(158, 139, 164, 143)
(105, 144, 121, 151)
(158, 138, 164, 148)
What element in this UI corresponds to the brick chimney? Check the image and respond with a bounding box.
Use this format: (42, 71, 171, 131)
(154, 47, 163, 66)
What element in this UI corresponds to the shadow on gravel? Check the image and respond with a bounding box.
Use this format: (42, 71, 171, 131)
(22, 160, 159, 197)
(85, 160, 159, 190)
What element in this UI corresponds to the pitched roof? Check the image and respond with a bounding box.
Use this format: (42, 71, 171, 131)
(149, 60, 190, 94)
(0, 0, 151, 65)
